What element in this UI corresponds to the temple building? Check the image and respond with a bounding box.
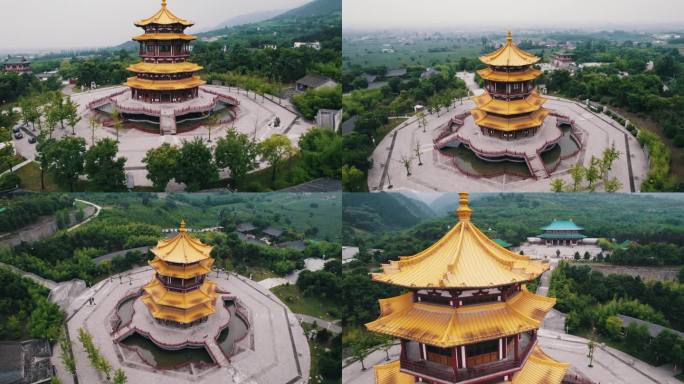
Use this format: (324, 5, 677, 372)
(88, 0, 238, 134)
(553, 52, 575, 69)
(471, 32, 549, 140)
(369, 193, 570, 384)
(2, 55, 31, 73)
(126, 0, 204, 103)
(537, 220, 586, 247)
(142, 220, 218, 327)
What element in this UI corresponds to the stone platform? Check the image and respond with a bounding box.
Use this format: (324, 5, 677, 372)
(435, 115, 563, 179)
(64, 267, 310, 384)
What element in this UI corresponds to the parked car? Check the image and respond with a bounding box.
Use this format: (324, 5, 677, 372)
(28, 136, 37, 144)
(12, 126, 21, 133)
(14, 132, 23, 139)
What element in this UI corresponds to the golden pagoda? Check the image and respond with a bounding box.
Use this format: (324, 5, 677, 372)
(368, 193, 569, 384)
(142, 220, 218, 327)
(126, 0, 205, 103)
(471, 31, 549, 139)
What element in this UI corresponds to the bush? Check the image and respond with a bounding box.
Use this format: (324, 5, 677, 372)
(0, 173, 20, 190)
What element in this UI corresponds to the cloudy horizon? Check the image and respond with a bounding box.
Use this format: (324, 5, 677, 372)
(343, 0, 684, 31)
(0, 0, 308, 52)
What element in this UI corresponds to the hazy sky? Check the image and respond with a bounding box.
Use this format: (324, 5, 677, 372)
(0, 0, 308, 51)
(344, 0, 684, 31)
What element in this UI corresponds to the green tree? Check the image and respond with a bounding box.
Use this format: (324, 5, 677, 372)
(259, 134, 296, 184)
(88, 114, 98, 146)
(47, 136, 86, 191)
(604, 177, 622, 193)
(84, 139, 127, 191)
(143, 143, 180, 191)
(28, 298, 64, 342)
(214, 129, 258, 188)
(19, 97, 40, 130)
(550, 178, 566, 192)
(113, 369, 127, 384)
(342, 164, 365, 192)
(604, 315, 623, 340)
(35, 137, 56, 191)
(350, 338, 371, 371)
(298, 128, 342, 179)
(0, 142, 15, 174)
(64, 96, 81, 135)
(585, 156, 600, 192)
(177, 137, 219, 191)
(570, 163, 585, 192)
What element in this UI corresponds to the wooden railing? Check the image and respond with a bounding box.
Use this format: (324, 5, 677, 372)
(400, 334, 537, 383)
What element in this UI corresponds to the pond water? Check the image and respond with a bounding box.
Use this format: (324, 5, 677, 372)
(541, 127, 580, 170)
(217, 301, 249, 357)
(116, 296, 136, 328)
(440, 145, 532, 178)
(120, 333, 214, 369)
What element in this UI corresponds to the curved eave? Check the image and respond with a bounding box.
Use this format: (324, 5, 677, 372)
(374, 360, 416, 384)
(135, 5, 194, 27)
(126, 76, 205, 91)
(142, 296, 215, 324)
(128, 62, 203, 74)
(371, 221, 548, 290)
(471, 91, 547, 116)
(148, 230, 213, 263)
(480, 41, 540, 67)
(471, 108, 550, 132)
(133, 33, 196, 41)
(365, 290, 552, 348)
(510, 346, 570, 384)
(477, 67, 542, 82)
(148, 257, 214, 279)
(143, 279, 217, 309)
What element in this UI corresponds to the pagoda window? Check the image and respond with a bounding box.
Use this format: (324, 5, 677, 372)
(425, 345, 451, 366)
(465, 339, 499, 367)
(404, 340, 421, 361)
(160, 45, 171, 53)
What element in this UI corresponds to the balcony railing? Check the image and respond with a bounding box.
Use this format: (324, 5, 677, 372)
(401, 335, 537, 383)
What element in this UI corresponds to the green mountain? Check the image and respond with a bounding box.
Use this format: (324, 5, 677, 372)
(343, 192, 435, 234)
(274, 0, 341, 19)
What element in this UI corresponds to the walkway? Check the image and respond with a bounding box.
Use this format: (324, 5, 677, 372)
(67, 199, 101, 232)
(295, 314, 341, 334)
(0, 261, 57, 289)
(0, 158, 33, 177)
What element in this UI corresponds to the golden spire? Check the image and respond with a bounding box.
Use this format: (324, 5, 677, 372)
(179, 220, 187, 233)
(162, 0, 167, 7)
(456, 192, 472, 222)
(507, 30, 513, 43)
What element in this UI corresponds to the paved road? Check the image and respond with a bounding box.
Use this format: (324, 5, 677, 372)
(67, 199, 101, 232)
(295, 314, 341, 334)
(93, 246, 150, 264)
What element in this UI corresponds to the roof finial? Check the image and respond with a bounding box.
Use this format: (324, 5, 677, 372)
(179, 219, 187, 232)
(162, 0, 167, 7)
(507, 30, 512, 43)
(456, 192, 472, 222)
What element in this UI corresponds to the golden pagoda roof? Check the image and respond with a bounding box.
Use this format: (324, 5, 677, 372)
(135, 0, 194, 27)
(373, 360, 415, 384)
(471, 108, 550, 132)
(142, 295, 216, 324)
(510, 346, 570, 384)
(148, 221, 213, 263)
(372, 193, 548, 289)
(126, 76, 205, 91)
(143, 278, 217, 309)
(128, 62, 203, 74)
(472, 91, 547, 116)
(480, 31, 540, 67)
(366, 288, 554, 348)
(477, 67, 542, 82)
(149, 257, 214, 279)
(133, 33, 196, 41)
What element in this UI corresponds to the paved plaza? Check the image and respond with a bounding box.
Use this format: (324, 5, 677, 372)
(515, 243, 603, 260)
(12, 85, 314, 188)
(368, 72, 648, 192)
(58, 266, 310, 384)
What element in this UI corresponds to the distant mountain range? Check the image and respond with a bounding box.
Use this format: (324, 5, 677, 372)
(272, 0, 340, 19)
(197, 10, 286, 33)
(343, 192, 436, 233)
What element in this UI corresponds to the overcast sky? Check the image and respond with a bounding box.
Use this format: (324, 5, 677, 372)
(0, 0, 308, 51)
(344, 0, 684, 31)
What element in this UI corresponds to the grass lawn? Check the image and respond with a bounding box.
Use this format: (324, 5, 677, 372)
(270, 284, 337, 321)
(247, 267, 280, 282)
(15, 162, 61, 192)
(0, 154, 25, 174)
(233, 156, 309, 192)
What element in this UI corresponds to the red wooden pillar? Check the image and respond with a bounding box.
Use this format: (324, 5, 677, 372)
(514, 333, 519, 362)
(400, 339, 407, 361)
(451, 346, 458, 379)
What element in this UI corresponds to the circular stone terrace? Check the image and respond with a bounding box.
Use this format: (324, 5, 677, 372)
(13, 85, 314, 188)
(64, 266, 310, 384)
(368, 72, 649, 193)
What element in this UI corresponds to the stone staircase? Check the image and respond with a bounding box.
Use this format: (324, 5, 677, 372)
(205, 341, 229, 366)
(526, 154, 548, 179)
(434, 131, 461, 150)
(160, 108, 176, 135)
